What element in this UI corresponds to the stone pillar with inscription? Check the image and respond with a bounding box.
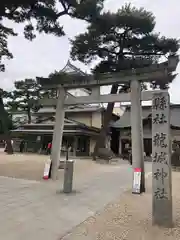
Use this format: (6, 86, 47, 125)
(152, 91, 172, 227)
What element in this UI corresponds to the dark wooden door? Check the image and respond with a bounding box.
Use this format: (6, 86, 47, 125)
(144, 138, 152, 156)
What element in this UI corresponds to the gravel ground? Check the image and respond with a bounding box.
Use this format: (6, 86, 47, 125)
(0, 150, 106, 181)
(62, 172, 180, 240)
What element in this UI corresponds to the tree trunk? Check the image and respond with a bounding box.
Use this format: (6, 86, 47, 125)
(0, 93, 13, 154)
(93, 84, 119, 160)
(27, 94, 31, 124)
(6, 138, 13, 154)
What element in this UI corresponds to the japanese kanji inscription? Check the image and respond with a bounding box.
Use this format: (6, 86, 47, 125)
(152, 91, 172, 227)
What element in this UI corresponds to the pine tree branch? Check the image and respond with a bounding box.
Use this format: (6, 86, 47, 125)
(60, 0, 70, 12)
(56, 0, 72, 18)
(56, 10, 69, 17)
(122, 52, 165, 56)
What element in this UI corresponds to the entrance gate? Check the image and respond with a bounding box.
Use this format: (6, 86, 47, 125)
(38, 57, 178, 227)
(38, 56, 177, 179)
(38, 56, 178, 227)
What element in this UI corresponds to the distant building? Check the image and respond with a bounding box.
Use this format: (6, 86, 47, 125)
(11, 105, 119, 156)
(11, 112, 29, 128)
(11, 61, 120, 156)
(112, 104, 180, 156)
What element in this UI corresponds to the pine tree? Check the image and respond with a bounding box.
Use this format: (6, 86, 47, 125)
(6, 79, 42, 124)
(0, 89, 14, 153)
(71, 4, 179, 159)
(0, 0, 104, 71)
(0, 0, 105, 154)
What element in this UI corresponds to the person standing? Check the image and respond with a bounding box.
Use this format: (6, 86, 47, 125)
(19, 140, 25, 153)
(47, 142, 52, 155)
(4, 141, 7, 152)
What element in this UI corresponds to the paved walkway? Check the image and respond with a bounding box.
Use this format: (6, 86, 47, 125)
(0, 157, 151, 240)
(63, 171, 180, 240)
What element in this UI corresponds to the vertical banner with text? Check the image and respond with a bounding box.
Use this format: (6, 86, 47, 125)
(132, 168, 142, 194)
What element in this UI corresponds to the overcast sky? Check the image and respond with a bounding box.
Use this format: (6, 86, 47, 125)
(1, 0, 180, 103)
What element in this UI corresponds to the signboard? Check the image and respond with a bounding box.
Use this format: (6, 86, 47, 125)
(43, 158, 52, 180)
(132, 168, 141, 194)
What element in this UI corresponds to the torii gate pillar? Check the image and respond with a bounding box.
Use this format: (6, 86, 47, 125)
(50, 87, 66, 180)
(131, 79, 145, 193)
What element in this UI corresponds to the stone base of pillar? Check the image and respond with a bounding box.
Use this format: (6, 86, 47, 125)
(152, 199, 173, 227)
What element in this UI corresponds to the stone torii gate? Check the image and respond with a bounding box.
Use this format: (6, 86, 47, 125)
(38, 56, 178, 197)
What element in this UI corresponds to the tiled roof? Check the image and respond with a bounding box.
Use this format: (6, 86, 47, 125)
(61, 60, 91, 95)
(111, 108, 150, 128)
(112, 105, 180, 128)
(35, 105, 105, 114)
(17, 116, 100, 133)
